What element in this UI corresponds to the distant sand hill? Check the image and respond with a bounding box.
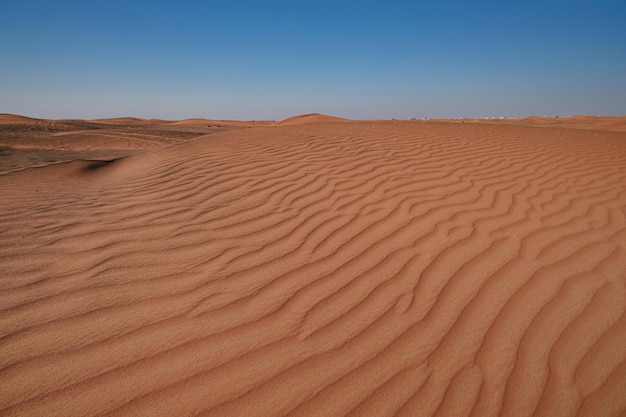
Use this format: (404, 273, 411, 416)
(90, 117, 167, 125)
(0, 114, 41, 125)
(273, 113, 352, 126)
(1, 114, 626, 416)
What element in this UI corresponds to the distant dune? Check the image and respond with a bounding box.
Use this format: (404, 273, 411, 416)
(89, 117, 168, 125)
(273, 113, 352, 126)
(169, 118, 217, 126)
(170, 118, 272, 128)
(1, 115, 626, 416)
(0, 114, 41, 125)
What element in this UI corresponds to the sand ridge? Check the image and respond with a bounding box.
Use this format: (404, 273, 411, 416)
(273, 113, 352, 126)
(1, 117, 626, 416)
(0, 114, 41, 125)
(0, 115, 269, 175)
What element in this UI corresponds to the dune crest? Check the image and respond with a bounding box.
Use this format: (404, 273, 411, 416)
(1, 120, 626, 416)
(0, 114, 42, 125)
(273, 113, 352, 126)
(89, 117, 167, 125)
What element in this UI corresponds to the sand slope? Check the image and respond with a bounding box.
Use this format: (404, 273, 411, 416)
(89, 117, 168, 125)
(1, 120, 626, 416)
(0, 116, 262, 175)
(0, 114, 41, 125)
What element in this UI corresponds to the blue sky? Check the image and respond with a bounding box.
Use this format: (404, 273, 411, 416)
(1, 0, 625, 120)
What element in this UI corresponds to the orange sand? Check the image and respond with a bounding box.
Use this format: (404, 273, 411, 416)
(1, 114, 626, 417)
(273, 113, 352, 126)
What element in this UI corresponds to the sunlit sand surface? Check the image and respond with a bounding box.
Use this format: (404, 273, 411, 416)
(2, 113, 626, 416)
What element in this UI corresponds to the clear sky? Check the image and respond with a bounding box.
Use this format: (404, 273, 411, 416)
(1, 0, 625, 120)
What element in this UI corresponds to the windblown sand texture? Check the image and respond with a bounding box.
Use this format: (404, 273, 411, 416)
(2, 114, 626, 416)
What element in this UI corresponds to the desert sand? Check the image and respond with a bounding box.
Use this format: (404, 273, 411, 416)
(1, 113, 626, 417)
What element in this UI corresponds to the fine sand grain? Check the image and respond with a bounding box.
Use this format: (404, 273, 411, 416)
(1, 116, 626, 417)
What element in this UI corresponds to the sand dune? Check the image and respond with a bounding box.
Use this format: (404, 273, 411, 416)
(0, 114, 41, 125)
(0, 116, 257, 175)
(1, 117, 626, 416)
(89, 117, 169, 125)
(170, 118, 272, 128)
(169, 118, 222, 126)
(273, 113, 352, 126)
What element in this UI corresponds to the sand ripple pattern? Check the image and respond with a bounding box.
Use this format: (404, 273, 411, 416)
(1, 122, 626, 416)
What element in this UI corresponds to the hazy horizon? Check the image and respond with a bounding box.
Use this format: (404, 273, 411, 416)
(1, 0, 625, 120)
